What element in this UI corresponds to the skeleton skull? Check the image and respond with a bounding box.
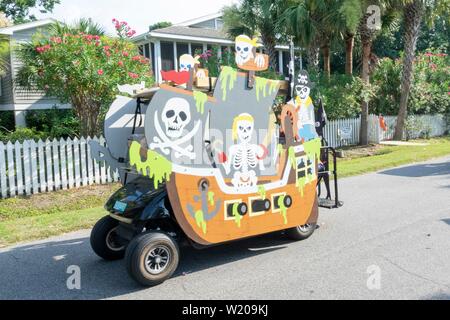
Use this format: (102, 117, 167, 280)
(235, 36, 254, 66)
(179, 54, 196, 72)
(295, 85, 311, 100)
(161, 97, 191, 139)
(236, 119, 254, 143)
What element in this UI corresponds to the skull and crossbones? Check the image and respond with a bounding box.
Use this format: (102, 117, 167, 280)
(150, 97, 200, 159)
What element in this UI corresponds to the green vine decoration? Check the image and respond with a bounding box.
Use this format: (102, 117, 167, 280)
(129, 141, 172, 189)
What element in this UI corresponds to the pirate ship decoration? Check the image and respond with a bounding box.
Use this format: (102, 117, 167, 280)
(90, 35, 321, 246)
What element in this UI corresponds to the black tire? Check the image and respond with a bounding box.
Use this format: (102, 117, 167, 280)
(125, 231, 179, 287)
(90, 216, 126, 260)
(285, 223, 317, 241)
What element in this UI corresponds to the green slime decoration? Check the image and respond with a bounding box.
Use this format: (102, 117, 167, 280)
(193, 91, 207, 114)
(277, 196, 288, 225)
(208, 191, 215, 206)
(277, 144, 283, 156)
(232, 203, 242, 228)
(195, 210, 207, 234)
(254, 77, 279, 101)
(303, 138, 322, 163)
(288, 146, 297, 170)
(257, 185, 266, 200)
(129, 141, 172, 189)
(219, 66, 238, 101)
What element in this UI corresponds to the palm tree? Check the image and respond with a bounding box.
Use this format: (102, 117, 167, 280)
(50, 18, 106, 37)
(222, 0, 287, 71)
(393, 0, 450, 140)
(339, 0, 363, 75)
(355, 1, 401, 145)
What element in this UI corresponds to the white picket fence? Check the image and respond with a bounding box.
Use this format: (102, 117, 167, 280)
(0, 136, 119, 198)
(324, 114, 448, 148)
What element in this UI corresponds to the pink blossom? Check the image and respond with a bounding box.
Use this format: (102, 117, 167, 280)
(128, 72, 138, 79)
(132, 55, 140, 61)
(122, 51, 129, 57)
(118, 60, 124, 67)
(97, 69, 104, 75)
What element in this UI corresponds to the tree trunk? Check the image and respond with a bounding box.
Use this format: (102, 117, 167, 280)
(261, 35, 278, 72)
(72, 95, 101, 137)
(322, 43, 331, 78)
(358, 13, 376, 146)
(360, 40, 372, 146)
(307, 37, 320, 73)
(345, 32, 354, 75)
(394, 0, 424, 141)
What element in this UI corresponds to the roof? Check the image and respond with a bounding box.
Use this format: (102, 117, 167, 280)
(0, 18, 56, 35)
(153, 25, 229, 41)
(175, 12, 222, 27)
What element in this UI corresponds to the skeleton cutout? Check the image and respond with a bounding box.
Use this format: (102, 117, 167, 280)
(219, 113, 267, 191)
(290, 70, 318, 142)
(150, 97, 200, 159)
(235, 35, 265, 68)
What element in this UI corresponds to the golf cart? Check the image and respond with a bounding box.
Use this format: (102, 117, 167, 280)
(88, 35, 333, 286)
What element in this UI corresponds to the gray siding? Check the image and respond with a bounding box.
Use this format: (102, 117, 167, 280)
(11, 26, 60, 106)
(191, 19, 216, 30)
(0, 38, 14, 106)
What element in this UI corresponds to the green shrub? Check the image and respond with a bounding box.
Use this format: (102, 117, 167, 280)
(311, 74, 371, 120)
(0, 127, 45, 143)
(25, 108, 80, 139)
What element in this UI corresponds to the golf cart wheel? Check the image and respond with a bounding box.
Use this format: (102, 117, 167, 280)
(285, 223, 317, 241)
(90, 215, 126, 260)
(125, 231, 179, 287)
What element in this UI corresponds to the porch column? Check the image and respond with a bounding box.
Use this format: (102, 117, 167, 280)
(173, 42, 178, 71)
(154, 40, 162, 83)
(188, 43, 192, 55)
(278, 50, 283, 75)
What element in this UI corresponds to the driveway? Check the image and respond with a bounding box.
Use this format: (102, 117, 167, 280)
(1, 156, 449, 300)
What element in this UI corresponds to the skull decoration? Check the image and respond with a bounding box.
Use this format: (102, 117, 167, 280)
(295, 70, 313, 100)
(161, 97, 191, 139)
(235, 35, 256, 66)
(233, 113, 254, 143)
(179, 54, 199, 72)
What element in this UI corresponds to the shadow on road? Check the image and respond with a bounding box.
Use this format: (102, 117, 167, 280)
(0, 231, 291, 300)
(379, 162, 450, 178)
(441, 219, 450, 226)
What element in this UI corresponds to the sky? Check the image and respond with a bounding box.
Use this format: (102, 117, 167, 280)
(31, 0, 237, 35)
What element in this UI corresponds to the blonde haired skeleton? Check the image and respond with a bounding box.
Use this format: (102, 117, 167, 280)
(221, 113, 267, 190)
(235, 35, 265, 68)
(178, 54, 206, 80)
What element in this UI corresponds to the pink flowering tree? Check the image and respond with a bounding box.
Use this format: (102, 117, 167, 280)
(17, 19, 153, 137)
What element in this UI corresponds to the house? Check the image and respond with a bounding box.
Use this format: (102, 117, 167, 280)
(0, 19, 70, 127)
(133, 13, 292, 83)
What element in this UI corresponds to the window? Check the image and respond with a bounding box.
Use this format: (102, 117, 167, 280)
(160, 41, 174, 71)
(144, 43, 150, 59)
(138, 45, 144, 56)
(176, 43, 189, 57)
(296, 155, 316, 185)
(282, 51, 290, 78)
(191, 43, 203, 56)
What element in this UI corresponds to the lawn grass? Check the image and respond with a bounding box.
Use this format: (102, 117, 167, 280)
(336, 136, 450, 178)
(0, 207, 107, 247)
(0, 137, 449, 247)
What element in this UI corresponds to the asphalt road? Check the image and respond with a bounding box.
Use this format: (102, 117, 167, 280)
(1, 156, 449, 300)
